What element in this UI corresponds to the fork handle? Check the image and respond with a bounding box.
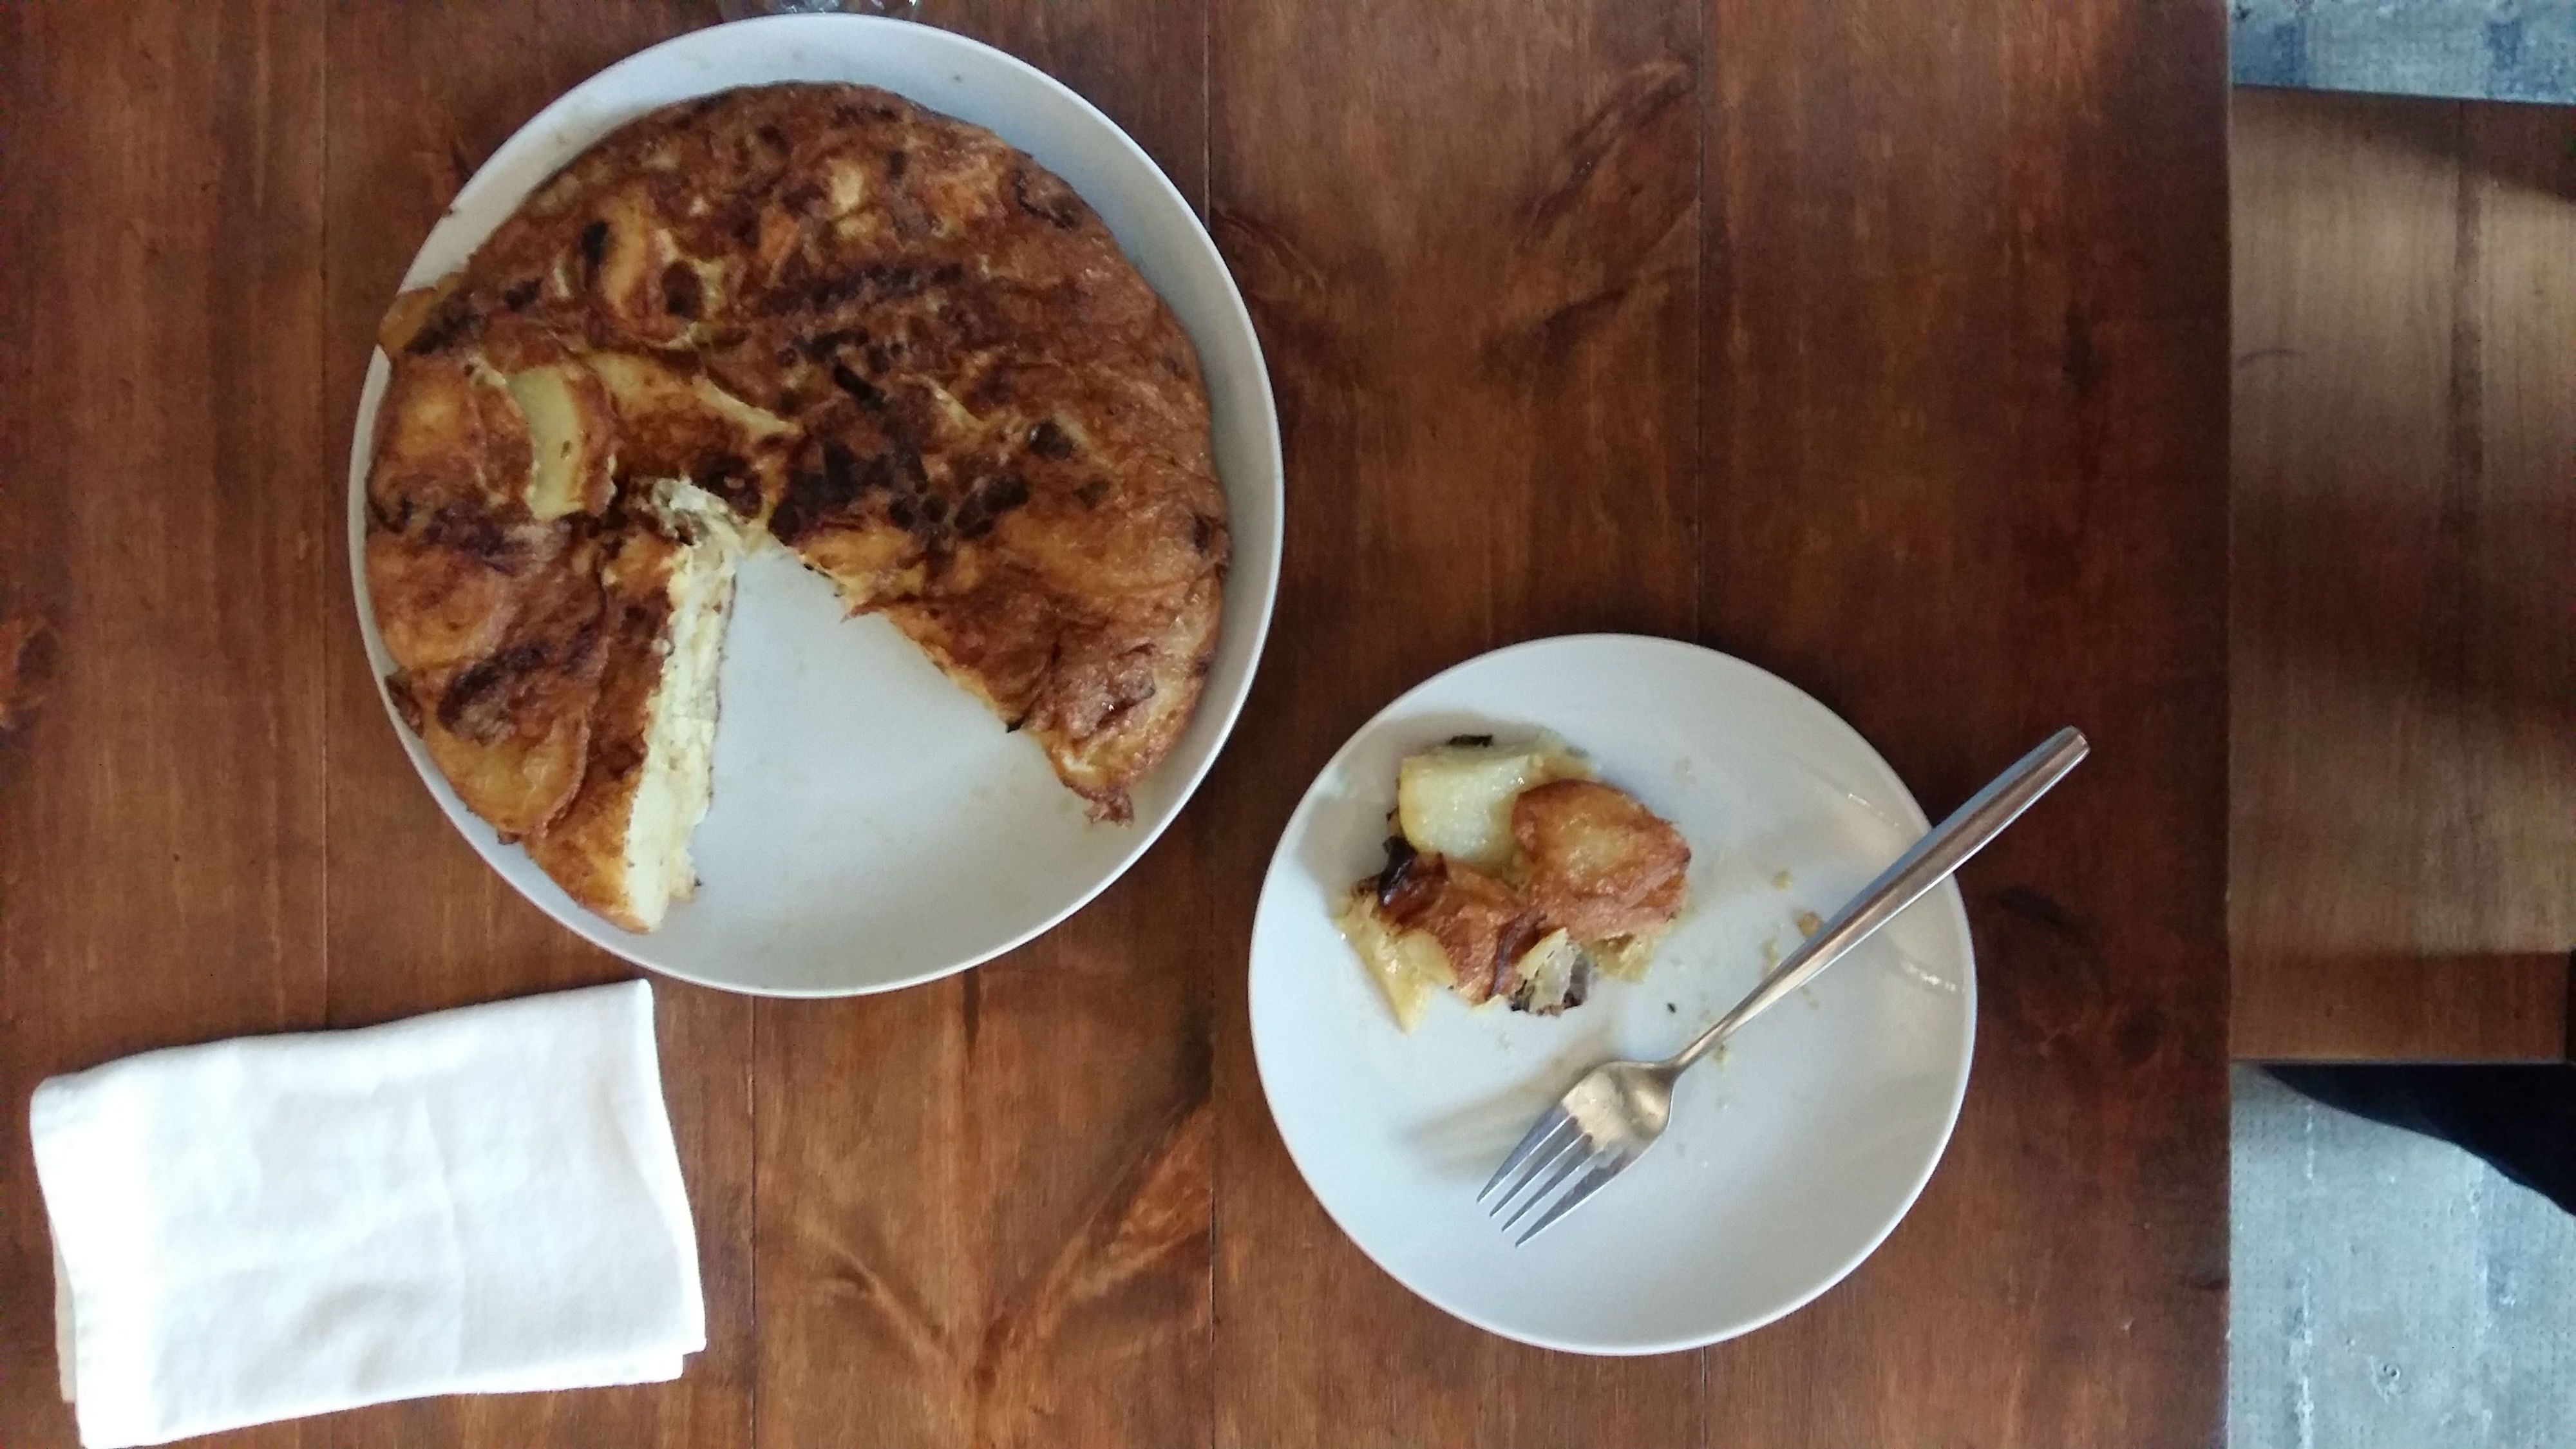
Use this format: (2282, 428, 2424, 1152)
(1668, 726, 2089, 1074)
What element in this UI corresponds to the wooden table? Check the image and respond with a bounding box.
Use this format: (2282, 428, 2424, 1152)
(0, 3, 2230, 1444)
(2229, 88, 2576, 1063)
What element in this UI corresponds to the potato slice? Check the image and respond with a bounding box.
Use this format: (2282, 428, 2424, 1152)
(1388, 857, 1529, 1005)
(1343, 739, 1691, 1027)
(1514, 778, 1691, 941)
(1334, 884, 1452, 1031)
(506, 362, 619, 520)
(1506, 927, 1593, 1015)
(1394, 733, 1590, 871)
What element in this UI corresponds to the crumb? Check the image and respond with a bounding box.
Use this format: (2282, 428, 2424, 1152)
(1761, 935, 1780, 967)
(1793, 909, 1822, 936)
(1771, 869, 1790, 889)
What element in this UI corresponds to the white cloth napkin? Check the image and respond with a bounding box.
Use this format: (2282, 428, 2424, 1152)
(28, 980, 705, 1449)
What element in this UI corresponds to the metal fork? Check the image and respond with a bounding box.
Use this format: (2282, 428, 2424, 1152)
(1480, 726, 2091, 1244)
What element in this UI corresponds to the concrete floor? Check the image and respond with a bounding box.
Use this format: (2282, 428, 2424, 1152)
(2231, 0, 2576, 101)
(2230, 1066, 2576, 1448)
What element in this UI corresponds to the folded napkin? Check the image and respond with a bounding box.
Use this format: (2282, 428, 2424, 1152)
(29, 980, 705, 1449)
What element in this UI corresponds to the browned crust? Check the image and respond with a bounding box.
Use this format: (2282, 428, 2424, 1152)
(1354, 775, 1690, 1012)
(1512, 779, 1691, 941)
(365, 360, 609, 842)
(366, 82, 1226, 922)
(1372, 850, 1530, 1006)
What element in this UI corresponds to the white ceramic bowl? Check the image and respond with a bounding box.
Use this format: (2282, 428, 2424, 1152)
(1249, 635, 1975, 1354)
(347, 17, 1281, 996)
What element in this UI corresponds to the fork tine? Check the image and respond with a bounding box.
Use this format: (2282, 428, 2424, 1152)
(1504, 1150, 1628, 1242)
(1499, 1141, 1598, 1231)
(1488, 1128, 1587, 1222)
(1513, 1152, 1629, 1245)
(1478, 1106, 1575, 1202)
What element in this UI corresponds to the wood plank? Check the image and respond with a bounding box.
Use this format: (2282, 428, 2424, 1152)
(1699, 3, 2230, 1444)
(2230, 88, 2576, 1062)
(0, 3, 330, 1446)
(2237, 951, 2568, 1063)
(748, 6, 1218, 1447)
(1206, 3, 1706, 1445)
(313, 6, 755, 1448)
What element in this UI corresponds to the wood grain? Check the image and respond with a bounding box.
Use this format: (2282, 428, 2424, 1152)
(2231, 88, 2576, 1062)
(1698, 3, 2231, 1444)
(0, 5, 328, 1447)
(1207, 4, 1705, 1445)
(0, 2, 2236, 1446)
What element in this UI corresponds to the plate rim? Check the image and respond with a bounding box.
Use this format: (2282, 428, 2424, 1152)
(1245, 632, 1978, 1355)
(344, 15, 1284, 998)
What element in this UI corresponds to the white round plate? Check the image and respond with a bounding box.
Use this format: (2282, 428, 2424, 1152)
(1249, 635, 1975, 1354)
(347, 17, 1281, 996)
